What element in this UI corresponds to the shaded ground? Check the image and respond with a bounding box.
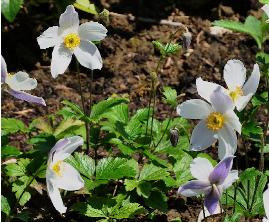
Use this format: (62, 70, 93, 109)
(1, 0, 268, 221)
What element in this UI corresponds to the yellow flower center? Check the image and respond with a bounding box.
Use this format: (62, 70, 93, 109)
(64, 33, 80, 49)
(52, 160, 63, 177)
(229, 86, 243, 102)
(206, 112, 225, 131)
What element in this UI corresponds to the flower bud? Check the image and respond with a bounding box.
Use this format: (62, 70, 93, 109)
(182, 32, 192, 50)
(169, 127, 179, 147)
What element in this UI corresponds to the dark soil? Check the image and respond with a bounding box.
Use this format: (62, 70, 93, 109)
(1, 0, 267, 221)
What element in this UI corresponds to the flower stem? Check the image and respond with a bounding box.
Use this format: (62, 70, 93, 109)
(76, 60, 90, 154)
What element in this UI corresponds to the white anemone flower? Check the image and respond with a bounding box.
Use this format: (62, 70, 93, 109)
(177, 87, 241, 159)
(196, 60, 260, 111)
(264, 184, 269, 222)
(37, 5, 107, 78)
(262, 4, 269, 23)
(46, 136, 84, 214)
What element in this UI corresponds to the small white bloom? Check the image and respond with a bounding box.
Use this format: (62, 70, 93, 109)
(46, 136, 84, 214)
(196, 60, 260, 111)
(263, 184, 269, 222)
(262, 4, 269, 23)
(37, 5, 107, 78)
(177, 87, 241, 159)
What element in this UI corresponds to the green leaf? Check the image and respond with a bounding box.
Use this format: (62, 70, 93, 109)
(66, 152, 95, 179)
(124, 179, 139, 191)
(164, 42, 181, 55)
(12, 176, 33, 206)
(1, 118, 27, 135)
(61, 100, 84, 116)
(96, 157, 138, 180)
(72, 202, 106, 218)
(73, 0, 98, 15)
(30, 117, 53, 134)
(242, 121, 263, 137)
(2, 145, 21, 159)
(259, 0, 269, 4)
(251, 91, 268, 107)
(110, 202, 145, 219)
(213, 16, 263, 48)
(103, 104, 129, 124)
(54, 118, 84, 138)
(5, 158, 30, 177)
(90, 97, 128, 122)
(137, 181, 151, 198)
(152, 40, 165, 55)
(1, 195, 11, 216)
(162, 87, 177, 107)
(139, 164, 169, 181)
(1, 0, 23, 22)
(145, 190, 168, 212)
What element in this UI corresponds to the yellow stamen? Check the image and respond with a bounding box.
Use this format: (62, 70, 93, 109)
(206, 112, 225, 131)
(64, 33, 80, 49)
(52, 161, 63, 177)
(229, 86, 243, 102)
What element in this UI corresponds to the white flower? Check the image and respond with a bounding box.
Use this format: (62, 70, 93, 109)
(46, 136, 84, 214)
(197, 205, 221, 222)
(264, 184, 269, 222)
(196, 60, 260, 111)
(262, 4, 269, 23)
(177, 87, 241, 159)
(1, 55, 46, 106)
(37, 5, 107, 78)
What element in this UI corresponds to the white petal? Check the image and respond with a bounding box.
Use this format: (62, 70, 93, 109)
(6, 71, 37, 91)
(51, 136, 83, 163)
(51, 44, 72, 78)
(59, 5, 79, 33)
(210, 87, 234, 113)
(37, 26, 61, 49)
(78, 22, 107, 41)
(234, 94, 253, 111)
(197, 205, 221, 222)
(222, 170, 238, 189)
(190, 120, 217, 151)
(177, 99, 212, 119)
(264, 184, 269, 219)
(224, 60, 246, 90)
(190, 157, 213, 180)
(74, 41, 102, 70)
(1, 55, 7, 83)
(218, 126, 237, 160)
(262, 4, 269, 23)
(224, 110, 241, 134)
(242, 64, 260, 96)
(196, 77, 224, 103)
(54, 162, 84, 191)
(46, 170, 67, 214)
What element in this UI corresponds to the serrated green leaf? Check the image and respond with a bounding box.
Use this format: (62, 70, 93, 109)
(12, 176, 34, 206)
(5, 158, 30, 177)
(110, 202, 145, 219)
(259, 0, 269, 4)
(139, 164, 169, 181)
(66, 152, 95, 179)
(213, 16, 262, 48)
(96, 157, 138, 180)
(103, 104, 129, 124)
(145, 190, 167, 212)
(90, 98, 128, 122)
(61, 100, 84, 116)
(152, 40, 165, 55)
(137, 181, 151, 198)
(1, 145, 21, 159)
(72, 202, 106, 217)
(54, 118, 84, 137)
(242, 121, 263, 137)
(162, 86, 177, 107)
(73, 0, 98, 15)
(1, 0, 23, 22)
(1, 195, 11, 216)
(164, 42, 181, 55)
(1, 118, 27, 135)
(124, 179, 139, 191)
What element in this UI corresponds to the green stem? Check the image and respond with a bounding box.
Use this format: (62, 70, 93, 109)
(76, 60, 90, 155)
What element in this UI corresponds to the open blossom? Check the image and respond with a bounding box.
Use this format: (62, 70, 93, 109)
(177, 87, 241, 159)
(264, 184, 269, 222)
(196, 60, 260, 111)
(178, 156, 238, 214)
(46, 136, 84, 214)
(37, 5, 107, 78)
(1, 56, 46, 106)
(262, 4, 269, 23)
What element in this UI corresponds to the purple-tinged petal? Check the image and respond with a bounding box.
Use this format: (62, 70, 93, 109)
(1, 55, 8, 83)
(178, 180, 211, 197)
(210, 87, 234, 113)
(209, 156, 234, 185)
(8, 89, 46, 106)
(49, 138, 70, 163)
(204, 184, 221, 214)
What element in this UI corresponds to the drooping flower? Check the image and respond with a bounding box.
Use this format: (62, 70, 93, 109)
(263, 184, 269, 222)
(196, 59, 260, 111)
(178, 156, 238, 214)
(1, 56, 46, 106)
(46, 136, 84, 214)
(197, 205, 221, 222)
(37, 5, 107, 78)
(177, 87, 241, 159)
(262, 4, 269, 23)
